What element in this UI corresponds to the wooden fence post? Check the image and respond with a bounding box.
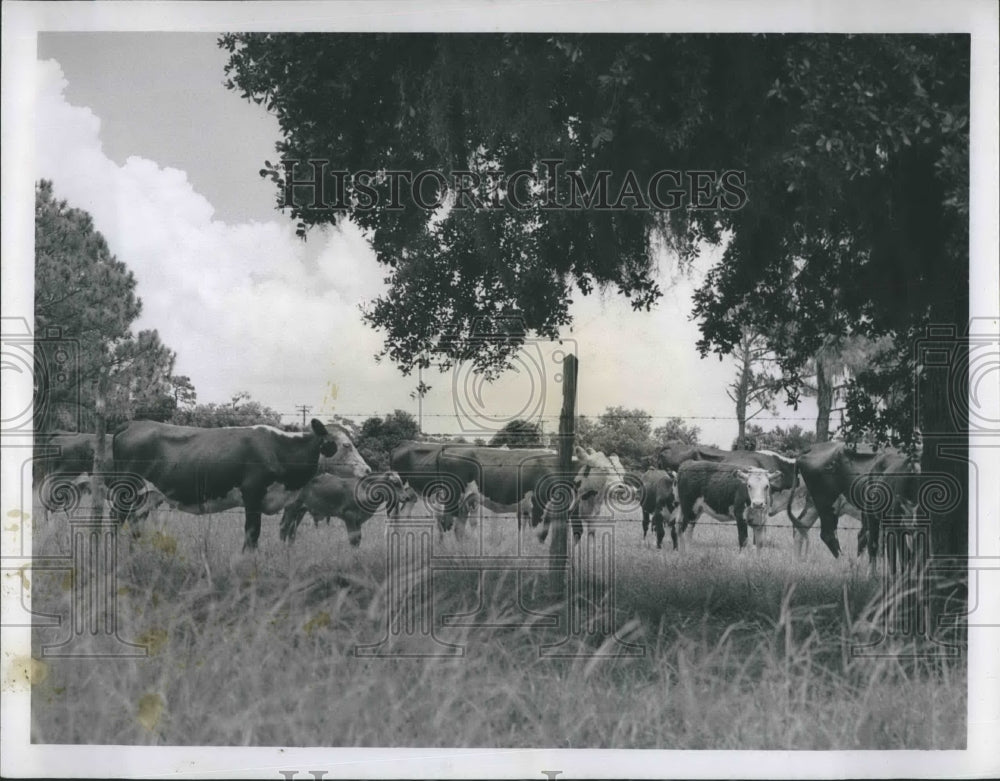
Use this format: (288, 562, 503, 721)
(549, 354, 578, 596)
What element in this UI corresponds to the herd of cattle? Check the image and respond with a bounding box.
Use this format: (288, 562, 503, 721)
(32, 419, 923, 568)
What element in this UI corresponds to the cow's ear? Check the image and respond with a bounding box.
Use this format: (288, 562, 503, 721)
(768, 470, 783, 486)
(311, 419, 328, 437)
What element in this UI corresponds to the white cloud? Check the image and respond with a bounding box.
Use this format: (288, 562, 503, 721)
(35, 56, 814, 445)
(35, 58, 409, 421)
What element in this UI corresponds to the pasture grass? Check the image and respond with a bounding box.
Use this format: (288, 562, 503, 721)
(29, 500, 965, 748)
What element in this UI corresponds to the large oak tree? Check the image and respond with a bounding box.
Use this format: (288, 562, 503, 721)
(220, 33, 969, 558)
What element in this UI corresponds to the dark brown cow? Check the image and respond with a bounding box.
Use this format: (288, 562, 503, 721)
(112, 419, 368, 550)
(389, 441, 564, 539)
(279, 471, 409, 547)
(656, 441, 728, 471)
(786, 440, 908, 559)
(633, 468, 677, 549)
(852, 450, 921, 573)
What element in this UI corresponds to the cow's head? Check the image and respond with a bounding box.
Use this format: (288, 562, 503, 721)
(736, 467, 783, 536)
(571, 446, 627, 520)
(315, 420, 371, 477)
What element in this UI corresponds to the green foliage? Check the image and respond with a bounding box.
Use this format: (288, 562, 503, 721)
(736, 423, 816, 455)
(34, 180, 178, 432)
(651, 417, 701, 446)
(168, 375, 197, 409)
(488, 419, 546, 449)
(574, 407, 661, 469)
(354, 409, 420, 471)
(171, 392, 281, 428)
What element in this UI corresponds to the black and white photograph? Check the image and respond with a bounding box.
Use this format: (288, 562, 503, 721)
(1, 1, 998, 778)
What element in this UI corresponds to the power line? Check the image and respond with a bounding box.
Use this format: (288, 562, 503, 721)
(294, 404, 312, 428)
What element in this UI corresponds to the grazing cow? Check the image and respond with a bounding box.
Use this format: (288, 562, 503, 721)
(675, 461, 783, 551)
(389, 442, 563, 539)
(112, 419, 369, 550)
(389, 441, 626, 542)
(279, 471, 409, 547)
(786, 440, 906, 559)
(35, 433, 112, 520)
(635, 468, 677, 549)
(656, 441, 728, 471)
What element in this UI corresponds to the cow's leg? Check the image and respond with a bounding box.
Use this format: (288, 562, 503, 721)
(343, 513, 364, 548)
(641, 510, 650, 545)
(752, 522, 766, 550)
(735, 505, 749, 551)
(243, 508, 263, 551)
(676, 510, 693, 554)
(652, 509, 665, 549)
(668, 505, 680, 550)
(863, 511, 880, 578)
(279, 501, 307, 543)
(818, 505, 842, 558)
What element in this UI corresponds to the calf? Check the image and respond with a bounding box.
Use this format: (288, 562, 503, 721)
(279, 471, 408, 547)
(636, 468, 677, 549)
(35, 433, 112, 521)
(675, 461, 782, 552)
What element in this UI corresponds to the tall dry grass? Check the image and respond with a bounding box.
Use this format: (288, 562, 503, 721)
(29, 498, 965, 748)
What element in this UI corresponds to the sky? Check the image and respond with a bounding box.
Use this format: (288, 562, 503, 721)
(32, 31, 821, 446)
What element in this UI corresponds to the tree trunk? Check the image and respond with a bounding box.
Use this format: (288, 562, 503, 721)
(815, 353, 832, 442)
(92, 368, 108, 521)
(734, 345, 750, 448)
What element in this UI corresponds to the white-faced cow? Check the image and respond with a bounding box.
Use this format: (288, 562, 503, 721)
(564, 449, 629, 543)
(111, 419, 370, 550)
(634, 468, 677, 549)
(674, 461, 783, 552)
(279, 470, 409, 547)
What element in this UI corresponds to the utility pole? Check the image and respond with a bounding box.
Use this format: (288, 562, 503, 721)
(295, 404, 311, 429)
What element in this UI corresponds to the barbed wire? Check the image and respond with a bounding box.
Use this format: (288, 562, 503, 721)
(277, 410, 826, 423)
(111, 505, 856, 532)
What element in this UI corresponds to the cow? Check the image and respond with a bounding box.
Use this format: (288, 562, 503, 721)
(111, 419, 370, 550)
(852, 450, 921, 575)
(566, 449, 629, 542)
(674, 461, 783, 552)
(634, 468, 677, 549)
(389, 441, 626, 543)
(278, 471, 409, 547)
(656, 441, 728, 471)
(786, 440, 906, 559)
(389, 442, 563, 540)
(785, 493, 863, 560)
(35, 432, 112, 520)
